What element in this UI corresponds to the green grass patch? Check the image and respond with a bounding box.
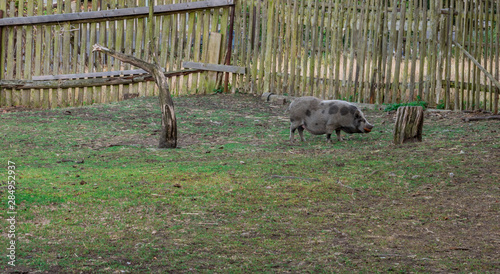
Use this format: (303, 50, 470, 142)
(1, 94, 499, 272)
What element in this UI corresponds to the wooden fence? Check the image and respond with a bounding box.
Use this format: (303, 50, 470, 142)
(0, 0, 235, 108)
(1, 0, 499, 112)
(232, 0, 500, 112)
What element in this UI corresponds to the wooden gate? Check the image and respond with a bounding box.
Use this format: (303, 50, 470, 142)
(0, 0, 237, 108)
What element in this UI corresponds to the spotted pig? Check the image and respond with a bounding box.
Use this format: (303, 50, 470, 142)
(289, 96, 374, 143)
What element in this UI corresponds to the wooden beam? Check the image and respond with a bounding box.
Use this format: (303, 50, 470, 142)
(183, 61, 245, 74)
(0, 69, 202, 90)
(0, 0, 234, 27)
(207, 32, 223, 87)
(454, 41, 500, 92)
(33, 69, 152, 80)
(463, 115, 500, 122)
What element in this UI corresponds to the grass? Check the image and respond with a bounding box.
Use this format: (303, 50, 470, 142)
(1, 93, 499, 273)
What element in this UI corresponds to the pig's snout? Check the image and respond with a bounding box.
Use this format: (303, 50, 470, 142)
(364, 123, 374, 133)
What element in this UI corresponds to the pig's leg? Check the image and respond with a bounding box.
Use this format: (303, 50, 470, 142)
(290, 118, 306, 142)
(325, 124, 336, 143)
(335, 129, 343, 141)
(298, 125, 306, 142)
(289, 125, 296, 143)
(290, 123, 300, 143)
(326, 134, 333, 143)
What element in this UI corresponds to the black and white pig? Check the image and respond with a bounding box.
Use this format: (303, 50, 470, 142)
(288, 96, 374, 143)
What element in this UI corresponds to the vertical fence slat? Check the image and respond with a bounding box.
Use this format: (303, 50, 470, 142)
(191, 9, 203, 93)
(324, 1, 334, 99)
(444, 0, 453, 109)
(308, 0, 318, 97)
(184, 9, 195, 93)
(465, 0, 473, 109)
(384, 0, 397, 103)
(281, 0, 291, 95)
(474, 0, 481, 109)
(300, 0, 310, 96)
(393, 1, 406, 103)
(33, 0, 44, 107)
(418, 0, 427, 101)
(346, 1, 356, 99)
(454, 0, 462, 110)
(6, 2, 15, 106)
(402, 0, 413, 102)
(263, 0, 274, 94)
(485, 0, 492, 111)
(316, 0, 326, 98)
(273, 0, 282, 95)
(288, 0, 299, 97)
(409, 0, 419, 102)
(488, 0, 495, 111)
(258, 1, 267, 94)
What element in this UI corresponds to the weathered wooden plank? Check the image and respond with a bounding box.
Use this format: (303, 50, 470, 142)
(183, 61, 245, 74)
(0, 0, 235, 27)
(473, 0, 481, 110)
(454, 42, 500, 93)
(61, 0, 72, 106)
(219, 3, 230, 92)
(174, 0, 186, 95)
(273, 0, 284, 95)
(224, 3, 237, 93)
(332, 0, 343, 99)
(206, 32, 222, 90)
(25, 1, 35, 106)
(198, 1, 211, 93)
(308, 0, 319, 96)
(236, 0, 247, 92)
(486, 0, 494, 111)
(443, 0, 453, 109)
(230, 0, 241, 93)
(324, 0, 334, 99)
(33, 69, 152, 80)
(457, 0, 466, 110)
(301, 0, 312, 96)
(288, 0, 299, 97)
(258, 0, 267, 94)
(392, 1, 405, 103)
(402, 0, 413, 102)
(250, 0, 261, 94)
(33, 0, 44, 107)
(43, 0, 54, 108)
(185, 10, 196, 93)
(263, 0, 275, 94)
(0, 69, 202, 90)
(408, 0, 418, 102)
(191, 9, 203, 94)
(418, 0, 428, 101)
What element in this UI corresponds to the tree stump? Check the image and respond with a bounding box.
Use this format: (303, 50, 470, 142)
(393, 106, 424, 145)
(93, 44, 177, 148)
